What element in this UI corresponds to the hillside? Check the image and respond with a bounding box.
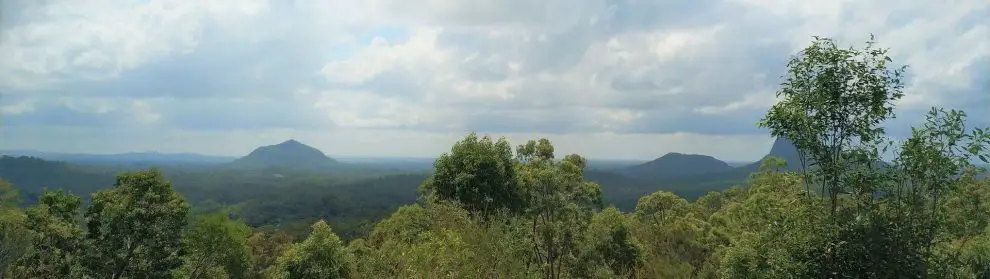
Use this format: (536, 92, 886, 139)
(0, 156, 115, 204)
(609, 139, 803, 202)
(228, 139, 346, 172)
(621, 152, 732, 181)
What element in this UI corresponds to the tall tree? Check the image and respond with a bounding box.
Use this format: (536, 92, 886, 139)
(516, 139, 603, 279)
(420, 132, 525, 217)
(756, 34, 990, 278)
(757, 35, 909, 277)
(81, 169, 190, 279)
(887, 108, 990, 277)
(759, 34, 907, 215)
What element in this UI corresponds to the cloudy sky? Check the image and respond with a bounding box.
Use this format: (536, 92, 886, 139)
(0, 0, 987, 161)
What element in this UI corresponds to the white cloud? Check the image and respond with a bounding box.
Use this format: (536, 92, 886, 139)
(0, 0, 986, 160)
(0, 0, 268, 87)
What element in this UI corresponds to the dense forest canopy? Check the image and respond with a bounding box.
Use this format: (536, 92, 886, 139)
(2, 35, 990, 278)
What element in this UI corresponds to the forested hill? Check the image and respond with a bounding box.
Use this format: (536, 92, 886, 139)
(228, 139, 345, 171)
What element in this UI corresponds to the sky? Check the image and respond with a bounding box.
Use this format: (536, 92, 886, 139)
(0, 0, 987, 161)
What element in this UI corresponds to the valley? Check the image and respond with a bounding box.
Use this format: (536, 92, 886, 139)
(0, 137, 802, 239)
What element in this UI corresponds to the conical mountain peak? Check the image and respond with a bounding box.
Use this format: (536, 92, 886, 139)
(230, 139, 340, 170)
(279, 139, 303, 146)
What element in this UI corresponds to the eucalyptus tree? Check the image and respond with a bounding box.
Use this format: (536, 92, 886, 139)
(421, 132, 526, 218)
(759, 34, 907, 215)
(516, 139, 603, 279)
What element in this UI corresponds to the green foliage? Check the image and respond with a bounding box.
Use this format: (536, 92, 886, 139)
(0, 179, 18, 207)
(0, 156, 112, 205)
(0, 212, 28, 279)
(421, 132, 525, 217)
(456, 214, 536, 278)
(517, 139, 604, 279)
(352, 203, 445, 278)
(754, 34, 990, 278)
(247, 229, 295, 279)
(0, 180, 29, 278)
(759, 34, 907, 215)
(12, 190, 86, 278)
(350, 201, 536, 279)
(0, 156, 424, 241)
(175, 212, 253, 279)
(633, 191, 714, 278)
(574, 207, 643, 278)
(401, 228, 475, 278)
(270, 220, 351, 279)
(716, 168, 827, 278)
(81, 169, 190, 279)
(695, 186, 745, 215)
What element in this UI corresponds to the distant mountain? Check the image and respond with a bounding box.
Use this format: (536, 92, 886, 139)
(737, 137, 899, 174)
(736, 137, 807, 173)
(601, 138, 805, 207)
(621, 152, 732, 181)
(0, 150, 236, 166)
(228, 139, 345, 171)
(655, 137, 900, 193)
(0, 156, 115, 204)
